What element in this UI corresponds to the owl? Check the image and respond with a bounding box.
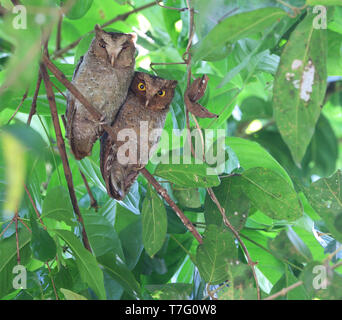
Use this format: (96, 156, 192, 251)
(66, 24, 137, 160)
(100, 72, 178, 200)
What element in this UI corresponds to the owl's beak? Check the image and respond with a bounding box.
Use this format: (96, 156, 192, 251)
(111, 54, 116, 67)
(145, 99, 150, 107)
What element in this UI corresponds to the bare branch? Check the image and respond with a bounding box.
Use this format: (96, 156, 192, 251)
(53, 1, 157, 58)
(7, 89, 28, 125)
(80, 170, 98, 211)
(141, 168, 203, 244)
(40, 62, 92, 253)
(27, 74, 42, 125)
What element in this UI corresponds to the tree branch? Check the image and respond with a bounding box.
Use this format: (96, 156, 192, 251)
(141, 168, 203, 244)
(80, 170, 98, 211)
(7, 89, 28, 125)
(27, 74, 42, 125)
(40, 62, 92, 253)
(52, 1, 157, 58)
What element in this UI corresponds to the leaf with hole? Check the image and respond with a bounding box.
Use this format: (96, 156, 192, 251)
(273, 12, 327, 164)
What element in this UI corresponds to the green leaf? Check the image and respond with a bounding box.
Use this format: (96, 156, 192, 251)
(226, 137, 293, 185)
(240, 96, 273, 121)
(53, 229, 106, 300)
(30, 217, 57, 262)
(240, 229, 284, 287)
(304, 170, 342, 243)
(191, 7, 287, 62)
(83, 213, 125, 259)
(301, 261, 342, 299)
(273, 12, 327, 164)
(204, 175, 249, 231)
(60, 288, 87, 300)
(269, 268, 308, 300)
(196, 224, 237, 285)
(217, 263, 258, 300)
(241, 167, 302, 221)
(172, 187, 201, 209)
(0, 132, 26, 218)
(268, 229, 312, 264)
(142, 233, 193, 285)
(97, 252, 141, 299)
(65, 0, 93, 20)
(41, 186, 75, 226)
(142, 187, 167, 257)
(154, 162, 220, 188)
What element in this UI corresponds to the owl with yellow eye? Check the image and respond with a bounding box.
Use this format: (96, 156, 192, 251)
(100, 72, 177, 200)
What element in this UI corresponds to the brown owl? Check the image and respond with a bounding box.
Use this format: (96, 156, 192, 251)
(100, 72, 178, 200)
(66, 24, 137, 160)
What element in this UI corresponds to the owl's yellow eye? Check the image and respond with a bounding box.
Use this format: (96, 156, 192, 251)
(138, 82, 146, 91)
(158, 90, 166, 97)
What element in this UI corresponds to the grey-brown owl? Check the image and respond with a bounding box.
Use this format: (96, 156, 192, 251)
(100, 72, 177, 200)
(66, 24, 136, 160)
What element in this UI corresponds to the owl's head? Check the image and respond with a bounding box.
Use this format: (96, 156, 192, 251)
(91, 24, 137, 68)
(131, 72, 178, 111)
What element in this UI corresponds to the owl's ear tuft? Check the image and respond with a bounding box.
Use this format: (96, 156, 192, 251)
(95, 24, 104, 37)
(129, 32, 138, 45)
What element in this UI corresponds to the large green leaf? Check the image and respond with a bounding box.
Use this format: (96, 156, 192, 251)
(191, 7, 287, 62)
(241, 167, 302, 221)
(204, 175, 249, 231)
(41, 186, 75, 226)
(30, 216, 57, 262)
(273, 12, 327, 164)
(97, 252, 141, 299)
(53, 229, 106, 300)
(64, 0, 93, 20)
(154, 162, 220, 188)
(142, 187, 167, 258)
(83, 213, 125, 259)
(226, 137, 292, 185)
(304, 170, 342, 243)
(196, 224, 237, 285)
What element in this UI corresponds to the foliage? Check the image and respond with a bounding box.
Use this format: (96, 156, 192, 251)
(1, 0, 342, 300)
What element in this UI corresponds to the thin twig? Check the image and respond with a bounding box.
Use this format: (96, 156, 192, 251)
(46, 262, 59, 300)
(40, 63, 92, 253)
(27, 74, 42, 125)
(79, 170, 98, 211)
(17, 217, 32, 233)
(0, 4, 8, 16)
(51, 81, 67, 99)
(24, 184, 46, 229)
(264, 281, 304, 300)
(7, 89, 28, 125)
(53, 1, 157, 58)
(14, 210, 20, 264)
(0, 220, 14, 238)
(141, 168, 203, 244)
(10, 0, 21, 5)
(207, 188, 261, 299)
(56, 11, 63, 52)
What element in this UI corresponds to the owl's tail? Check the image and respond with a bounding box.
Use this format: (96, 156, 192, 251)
(109, 166, 126, 200)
